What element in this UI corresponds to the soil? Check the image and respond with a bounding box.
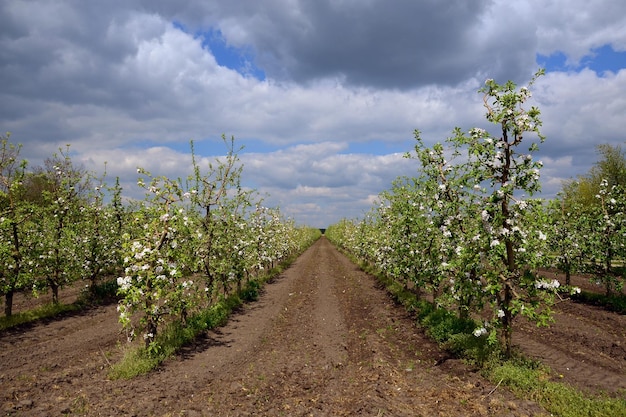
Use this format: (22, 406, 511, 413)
(513, 269, 626, 396)
(0, 237, 624, 416)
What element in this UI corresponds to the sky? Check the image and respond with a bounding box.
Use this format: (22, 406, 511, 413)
(1, 1, 626, 228)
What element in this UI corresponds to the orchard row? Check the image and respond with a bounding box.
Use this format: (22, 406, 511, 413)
(0, 135, 321, 347)
(328, 71, 624, 357)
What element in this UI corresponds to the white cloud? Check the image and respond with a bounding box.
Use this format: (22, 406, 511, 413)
(533, 0, 626, 61)
(239, 144, 416, 225)
(534, 69, 626, 175)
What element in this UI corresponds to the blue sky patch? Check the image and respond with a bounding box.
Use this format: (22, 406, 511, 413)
(582, 44, 626, 74)
(200, 28, 266, 81)
(344, 140, 415, 155)
(537, 44, 626, 75)
(536, 51, 569, 72)
(172, 22, 266, 80)
(202, 138, 283, 155)
(164, 137, 283, 157)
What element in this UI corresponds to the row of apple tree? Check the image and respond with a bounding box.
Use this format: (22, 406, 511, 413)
(0, 135, 321, 347)
(328, 71, 624, 357)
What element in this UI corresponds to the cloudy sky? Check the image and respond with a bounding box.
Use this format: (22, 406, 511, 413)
(1, 1, 626, 227)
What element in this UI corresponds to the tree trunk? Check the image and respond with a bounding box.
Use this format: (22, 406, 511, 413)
(500, 283, 513, 358)
(51, 282, 60, 305)
(4, 290, 14, 317)
(145, 317, 158, 348)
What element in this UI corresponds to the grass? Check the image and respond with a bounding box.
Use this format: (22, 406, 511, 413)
(0, 278, 119, 332)
(486, 361, 626, 417)
(107, 347, 160, 380)
(336, 247, 626, 417)
(573, 290, 626, 314)
(0, 301, 82, 331)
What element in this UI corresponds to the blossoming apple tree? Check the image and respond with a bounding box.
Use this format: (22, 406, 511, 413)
(330, 71, 583, 357)
(115, 138, 321, 351)
(0, 135, 33, 316)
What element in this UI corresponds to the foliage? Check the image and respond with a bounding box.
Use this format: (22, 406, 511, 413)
(116, 169, 197, 347)
(0, 134, 33, 316)
(31, 146, 92, 304)
(545, 143, 626, 298)
(330, 71, 574, 357)
(0, 133, 320, 363)
(545, 199, 587, 286)
(582, 180, 626, 296)
(187, 136, 251, 297)
(0, 135, 131, 321)
(80, 170, 125, 293)
(115, 137, 321, 352)
(1, 146, 127, 312)
(548, 179, 626, 296)
(561, 144, 626, 207)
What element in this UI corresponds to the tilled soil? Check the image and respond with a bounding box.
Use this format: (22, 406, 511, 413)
(0, 238, 623, 415)
(513, 271, 626, 395)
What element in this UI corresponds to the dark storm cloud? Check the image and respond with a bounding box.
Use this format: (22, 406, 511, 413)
(193, 0, 536, 89)
(269, 1, 491, 87)
(1, 2, 142, 105)
(0, 0, 560, 120)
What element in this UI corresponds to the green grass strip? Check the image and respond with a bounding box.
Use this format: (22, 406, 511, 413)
(0, 279, 119, 332)
(0, 302, 82, 331)
(487, 362, 626, 417)
(574, 290, 626, 314)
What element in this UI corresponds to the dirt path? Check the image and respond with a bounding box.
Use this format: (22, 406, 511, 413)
(0, 238, 558, 415)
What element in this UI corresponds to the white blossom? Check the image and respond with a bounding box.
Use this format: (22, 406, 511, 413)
(473, 327, 488, 337)
(535, 279, 560, 290)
